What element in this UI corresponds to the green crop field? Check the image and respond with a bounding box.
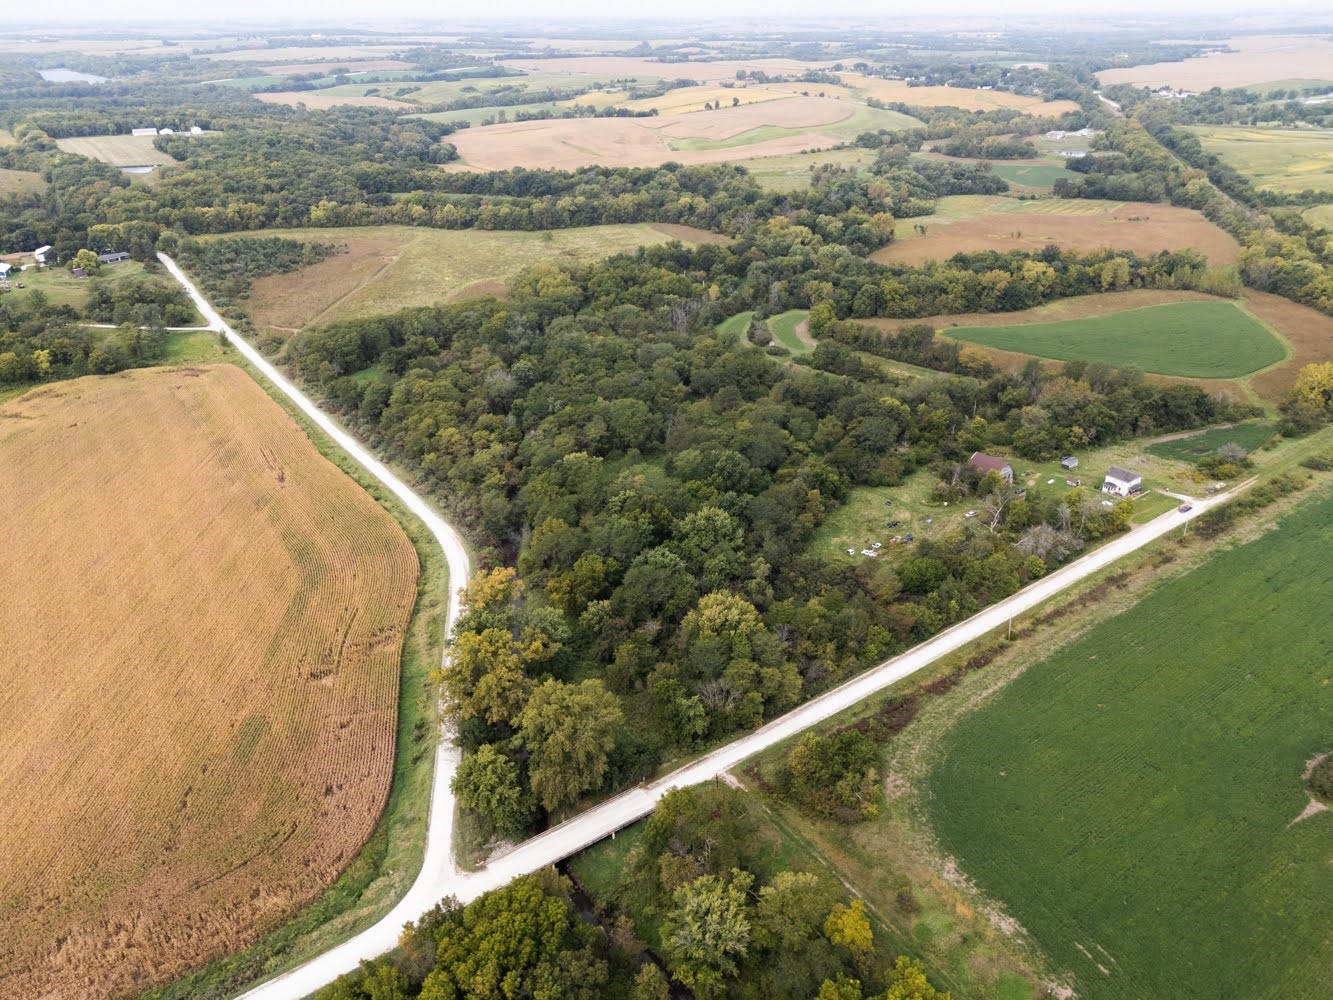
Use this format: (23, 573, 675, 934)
(926, 487, 1333, 1000)
(989, 162, 1069, 189)
(1146, 421, 1278, 462)
(1188, 126, 1333, 194)
(669, 103, 919, 153)
(947, 301, 1286, 378)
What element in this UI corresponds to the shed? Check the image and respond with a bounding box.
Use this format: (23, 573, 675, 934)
(34, 245, 53, 265)
(131, 127, 158, 137)
(1102, 467, 1143, 497)
(0, 262, 11, 278)
(1060, 455, 1079, 470)
(190, 125, 204, 134)
(158, 128, 174, 135)
(968, 452, 1014, 484)
(98, 251, 131, 265)
(71, 267, 87, 278)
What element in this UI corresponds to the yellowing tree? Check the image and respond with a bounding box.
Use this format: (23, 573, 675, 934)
(824, 899, 874, 971)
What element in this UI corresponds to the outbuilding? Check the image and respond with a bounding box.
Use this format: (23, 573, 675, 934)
(1060, 455, 1079, 470)
(98, 251, 131, 265)
(968, 452, 1014, 484)
(33, 244, 53, 265)
(0, 262, 12, 278)
(1102, 467, 1143, 497)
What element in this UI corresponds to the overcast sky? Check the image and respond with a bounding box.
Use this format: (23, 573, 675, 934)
(15, 0, 1333, 26)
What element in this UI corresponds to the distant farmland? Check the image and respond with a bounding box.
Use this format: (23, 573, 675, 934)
(54, 133, 178, 167)
(1188, 125, 1333, 194)
(0, 366, 418, 998)
(945, 300, 1285, 378)
(927, 487, 1333, 1000)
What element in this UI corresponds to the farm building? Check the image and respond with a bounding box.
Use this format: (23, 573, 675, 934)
(33, 245, 53, 265)
(131, 127, 158, 136)
(71, 267, 87, 278)
(0, 262, 11, 278)
(969, 452, 1014, 483)
(1102, 467, 1143, 497)
(98, 251, 131, 265)
(1060, 455, 1079, 470)
(190, 125, 204, 134)
(158, 128, 174, 135)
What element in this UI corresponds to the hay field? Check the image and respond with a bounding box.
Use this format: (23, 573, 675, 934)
(225, 222, 722, 335)
(927, 487, 1333, 1000)
(54, 133, 177, 167)
(1188, 125, 1333, 194)
(945, 300, 1284, 378)
(581, 83, 796, 115)
(872, 196, 1240, 266)
(496, 55, 834, 83)
(1304, 204, 1333, 228)
(447, 97, 916, 170)
(0, 166, 46, 196)
(254, 91, 415, 110)
(1097, 34, 1333, 90)
(838, 73, 1079, 114)
(0, 366, 417, 998)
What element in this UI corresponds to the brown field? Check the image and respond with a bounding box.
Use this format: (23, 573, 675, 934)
(1097, 35, 1333, 90)
(871, 197, 1240, 266)
(259, 59, 417, 76)
(448, 95, 857, 170)
(0, 166, 46, 196)
(1244, 289, 1333, 398)
(0, 366, 418, 998)
(255, 91, 415, 110)
(838, 73, 1079, 114)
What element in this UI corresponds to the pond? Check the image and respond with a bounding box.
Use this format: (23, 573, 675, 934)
(39, 68, 108, 84)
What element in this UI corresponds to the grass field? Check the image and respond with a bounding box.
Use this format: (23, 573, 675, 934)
(768, 308, 812, 354)
(1189, 125, 1333, 194)
(989, 161, 1070, 189)
(54, 133, 182, 167)
(2, 260, 198, 317)
(838, 73, 1079, 115)
(1146, 420, 1278, 462)
(1303, 204, 1333, 229)
(0, 366, 418, 998)
(872, 195, 1240, 267)
(946, 301, 1285, 378)
(715, 310, 754, 344)
(218, 222, 721, 335)
(0, 166, 46, 196)
(733, 146, 877, 191)
(926, 486, 1333, 1000)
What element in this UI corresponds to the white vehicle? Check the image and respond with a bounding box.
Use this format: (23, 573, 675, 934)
(861, 548, 878, 557)
(847, 548, 856, 555)
(965, 510, 978, 518)
(871, 541, 882, 549)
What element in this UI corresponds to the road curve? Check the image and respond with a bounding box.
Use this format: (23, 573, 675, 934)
(160, 253, 1239, 998)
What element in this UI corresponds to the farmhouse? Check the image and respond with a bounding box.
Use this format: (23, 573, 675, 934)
(1102, 466, 1143, 497)
(98, 251, 131, 265)
(33, 245, 53, 265)
(969, 451, 1014, 483)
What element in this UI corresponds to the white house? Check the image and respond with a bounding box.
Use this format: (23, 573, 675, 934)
(33, 245, 53, 265)
(189, 125, 204, 134)
(1102, 467, 1142, 497)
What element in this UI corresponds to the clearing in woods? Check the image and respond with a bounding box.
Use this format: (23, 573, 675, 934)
(0, 366, 418, 999)
(53, 132, 211, 167)
(926, 486, 1333, 1000)
(219, 222, 725, 338)
(872, 196, 1241, 266)
(944, 300, 1285, 378)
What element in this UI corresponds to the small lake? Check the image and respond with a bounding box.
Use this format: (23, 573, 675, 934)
(39, 68, 108, 84)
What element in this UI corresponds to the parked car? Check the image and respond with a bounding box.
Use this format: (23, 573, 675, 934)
(1178, 503, 1193, 513)
(903, 533, 914, 542)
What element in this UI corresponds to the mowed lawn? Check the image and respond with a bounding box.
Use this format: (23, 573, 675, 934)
(926, 488, 1333, 1000)
(946, 301, 1286, 378)
(224, 222, 724, 334)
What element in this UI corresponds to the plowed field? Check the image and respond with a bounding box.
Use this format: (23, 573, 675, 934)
(0, 365, 418, 998)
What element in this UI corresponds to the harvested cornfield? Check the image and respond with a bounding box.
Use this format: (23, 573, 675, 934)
(0, 366, 418, 999)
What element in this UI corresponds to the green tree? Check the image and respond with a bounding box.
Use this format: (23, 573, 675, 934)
(882, 955, 950, 1000)
(661, 870, 754, 998)
(70, 248, 100, 274)
(817, 976, 866, 1000)
(631, 963, 671, 1000)
(452, 743, 532, 838)
(520, 679, 623, 812)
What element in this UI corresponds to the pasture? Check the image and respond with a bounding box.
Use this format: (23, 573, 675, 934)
(0, 366, 418, 998)
(0, 166, 46, 196)
(927, 487, 1333, 1000)
(733, 146, 877, 191)
(446, 97, 917, 170)
(221, 222, 722, 335)
(54, 133, 179, 167)
(768, 308, 812, 354)
(872, 195, 1240, 266)
(1188, 125, 1333, 194)
(1096, 34, 1333, 90)
(1304, 204, 1333, 229)
(945, 300, 1285, 378)
(838, 73, 1080, 115)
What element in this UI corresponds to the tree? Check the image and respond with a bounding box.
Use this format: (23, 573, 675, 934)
(882, 955, 950, 1000)
(754, 870, 840, 952)
(631, 963, 671, 1000)
(817, 976, 866, 1000)
(662, 870, 753, 997)
(442, 627, 535, 726)
(519, 679, 623, 812)
(824, 899, 874, 971)
(1279, 362, 1333, 433)
(452, 743, 533, 837)
(70, 248, 100, 274)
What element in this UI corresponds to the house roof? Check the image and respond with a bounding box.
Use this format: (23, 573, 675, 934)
(34, 245, 52, 254)
(969, 452, 1012, 473)
(1105, 466, 1141, 482)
